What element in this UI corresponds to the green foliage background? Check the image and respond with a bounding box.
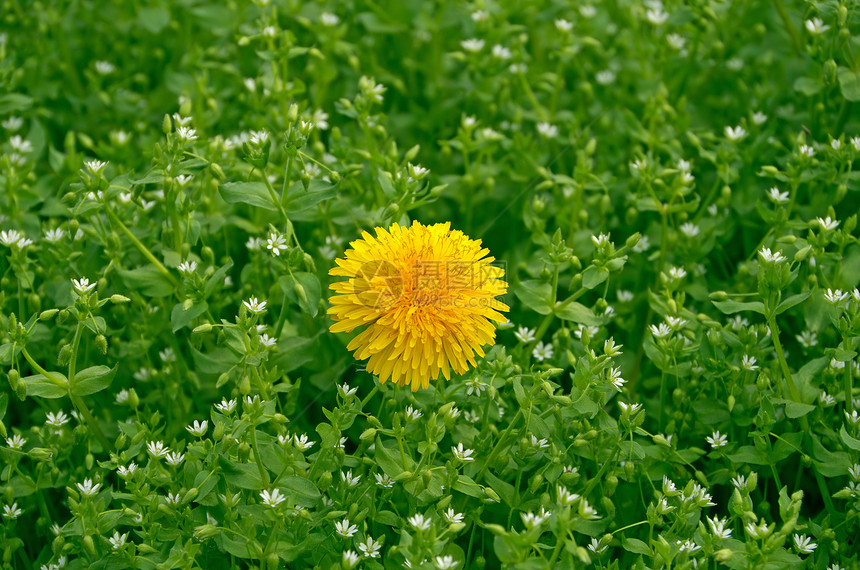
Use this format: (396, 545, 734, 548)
(1, 0, 860, 568)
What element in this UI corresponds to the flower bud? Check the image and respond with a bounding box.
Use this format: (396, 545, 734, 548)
(40, 309, 58, 321)
(95, 334, 107, 355)
(7, 369, 19, 391)
(238, 442, 251, 462)
(83, 535, 95, 556)
(162, 114, 172, 134)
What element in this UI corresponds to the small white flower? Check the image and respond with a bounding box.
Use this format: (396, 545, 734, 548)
(530, 435, 549, 449)
(312, 109, 329, 130)
(741, 354, 759, 371)
(342, 550, 360, 568)
(758, 247, 786, 263)
(725, 125, 747, 141)
(554, 18, 573, 32)
(176, 126, 197, 142)
(847, 410, 860, 427)
(215, 398, 237, 414)
(679, 222, 700, 238)
(796, 330, 818, 348)
(731, 474, 749, 490)
(650, 323, 672, 339)
(320, 12, 339, 26)
(175, 174, 193, 188)
(633, 235, 651, 252)
(852, 137, 860, 151)
(706, 431, 728, 448)
(677, 540, 701, 553)
(587, 537, 607, 554)
(848, 464, 860, 481)
(465, 377, 487, 396)
(521, 507, 551, 528)
(2, 503, 22, 519)
(293, 434, 315, 451)
(820, 392, 836, 406)
(451, 442, 476, 462)
(668, 266, 687, 280)
(108, 531, 127, 550)
(259, 333, 277, 347)
(260, 488, 287, 507)
(595, 70, 616, 85)
(536, 122, 559, 139)
(336, 519, 358, 537)
(799, 144, 815, 157)
(8, 135, 33, 153)
(243, 297, 267, 314)
(752, 111, 767, 125)
(166, 492, 181, 505)
(341, 470, 361, 487)
(45, 411, 70, 427)
(1, 116, 22, 131)
(592, 233, 611, 247)
(491, 44, 512, 60)
(76, 478, 101, 497)
(159, 347, 176, 363)
(147, 441, 169, 458)
(434, 555, 457, 570)
(358, 536, 382, 558)
(805, 18, 829, 35)
(266, 232, 288, 255)
(5, 434, 26, 449)
(666, 33, 686, 51)
(338, 382, 357, 397)
(165, 451, 185, 466)
(95, 61, 115, 75)
(249, 130, 269, 145)
(817, 216, 839, 231)
(793, 534, 817, 554)
(117, 463, 138, 477)
(656, 497, 674, 514)
(608, 367, 626, 391)
(557, 485, 580, 506)
(461, 38, 485, 52)
(766, 187, 789, 204)
(707, 516, 732, 539)
(408, 163, 429, 179)
(532, 341, 554, 361)
(115, 390, 129, 404)
(824, 288, 849, 306)
(831, 358, 845, 370)
(177, 260, 197, 274)
(85, 160, 108, 175)
(375, 472, 394, 488)
(405, 406, 422, 421)
(72, 277, 96, 295)
(580, 5, 596, 18)
(574, 324, 599, 340)
(832, 139, 842, 151)
(645, 6, 669, 25)
(618, 401, 642, 415)
(616, 290, 634, 304)
(445, 406, 460, 420)
(408, 513, 431, 530)
(443, 508, 464, 524)
(43, 228, 65, 243)
(471, 10, 488, 22)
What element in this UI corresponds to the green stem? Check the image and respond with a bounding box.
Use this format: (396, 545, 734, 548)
(104, 207, 177, 286)
(69, 321, 83, 384)
(766, 317, 801, 402)
(476, 409, 523, 482)
(770, 0, 803, 55)
(260, 169, 290, 226)
(249, 423, 270, 488)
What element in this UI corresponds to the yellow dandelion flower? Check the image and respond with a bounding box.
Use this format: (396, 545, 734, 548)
(327, 221, 509, 391)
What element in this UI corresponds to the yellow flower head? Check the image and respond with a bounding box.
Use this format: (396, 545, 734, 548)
(328, 221, 509, 391)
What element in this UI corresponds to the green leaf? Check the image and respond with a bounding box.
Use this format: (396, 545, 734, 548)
(512, 280, 552, 315)
(116, 266, 174, 297)
(774, 291, 811, 315)
(622, 537, 652, 556)
(711, 300, 765, 315)
(218, 456, 264, 490)
(581, 265, 609, 289)
(377, 172, 397, 198)
(279, 273, 321, 317)
(783, 402, 815, 419)
(283, 180, 337, 216)
(555, 301, 602, 326)
(138, 6, 171, 33)
(793, 76, 821, 96)
(840, 426, 860, 452)
(453, 475, 485, 498)
(727, 446, 768, 465)
(838, 66, 860, 101)
(71, 365, 117, 397)
(171, 301, 209, 332)
(0, 94, 33, 114)
(280, 476, 321, 507)
(23, 373, 68, 399)
(0, 343, 22, 366)
(219, 182, 277, 211)
(375, 437, 413, 478)
(204, 259, 234, 298)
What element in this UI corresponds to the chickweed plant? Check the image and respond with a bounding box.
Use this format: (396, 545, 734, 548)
(2, 0, 860, 568)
